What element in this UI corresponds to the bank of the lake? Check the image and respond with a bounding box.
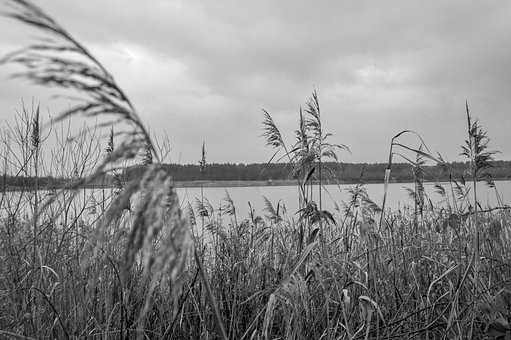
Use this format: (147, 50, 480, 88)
(173, 177, 511, 188)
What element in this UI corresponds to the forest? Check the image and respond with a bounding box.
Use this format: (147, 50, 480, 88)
(129, 160, 511, 183)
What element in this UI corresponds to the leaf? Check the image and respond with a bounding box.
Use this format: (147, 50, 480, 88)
(303, 166, 315, 186)
(426, 264, 457, 305)
(359, 296, 385, 325)
(307, 228, 319, 244)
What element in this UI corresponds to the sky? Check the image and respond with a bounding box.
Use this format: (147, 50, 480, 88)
(1, 0, 510, 164)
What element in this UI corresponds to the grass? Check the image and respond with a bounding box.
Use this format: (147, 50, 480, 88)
(1, 1, 511, 339)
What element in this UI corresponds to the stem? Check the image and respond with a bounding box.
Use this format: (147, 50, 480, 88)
(472, 172, 479, 278)
(194, 249, 228, 340)
(380, 149, 393, 229)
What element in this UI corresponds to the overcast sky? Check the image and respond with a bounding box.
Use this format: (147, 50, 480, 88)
(1, 0, 510, 164)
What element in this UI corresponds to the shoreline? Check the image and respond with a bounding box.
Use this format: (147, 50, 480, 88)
(3, 178, 510, 191)
(173, 178, 511, 188)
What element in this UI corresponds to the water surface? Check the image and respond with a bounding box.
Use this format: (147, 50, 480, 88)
(176, 180, 511, 217)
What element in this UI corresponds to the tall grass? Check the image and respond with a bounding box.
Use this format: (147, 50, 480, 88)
(1, 1, 511, 339)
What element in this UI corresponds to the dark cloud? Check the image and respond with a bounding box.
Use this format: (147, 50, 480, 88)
(1, 0, 510, 163)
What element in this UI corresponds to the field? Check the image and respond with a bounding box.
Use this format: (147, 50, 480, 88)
(1, 1, 511, 339)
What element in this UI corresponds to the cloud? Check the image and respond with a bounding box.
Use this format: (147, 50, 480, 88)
(0, 0, 510, 163)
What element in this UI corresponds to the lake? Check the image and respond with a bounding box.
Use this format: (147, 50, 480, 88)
(3, 180, 509, 221)
(176, 180, 511, 217)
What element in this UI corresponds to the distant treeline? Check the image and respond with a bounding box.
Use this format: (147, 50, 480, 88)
(3, 161, 510, 189)
(127, 161, 511, 183)
(1, 175, 68, 190)
(1, 175, 114, 190)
